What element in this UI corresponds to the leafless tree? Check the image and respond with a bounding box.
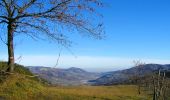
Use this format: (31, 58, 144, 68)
(0, 0, 104, 72)
(138, 68, 170, 100)
(152, 69, 170, 100)
(132, 60, 145, 95)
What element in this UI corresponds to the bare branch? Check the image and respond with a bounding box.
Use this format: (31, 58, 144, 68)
(0, 16, 8, 19)
(20, 0, 37, 11)
(0, 35, 7, 45)
(0, 20, 8, 24)
(2, 0, 11, 16)
(15, 0, 71, 19)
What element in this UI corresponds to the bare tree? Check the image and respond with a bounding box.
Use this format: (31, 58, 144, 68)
(138, 68, 170, 100)
(152, 69, 170, 100)
(0, 0, 104, 72)
(132, 60, 145, 95)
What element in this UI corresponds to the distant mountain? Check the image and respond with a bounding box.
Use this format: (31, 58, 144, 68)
(27, 64, 170, 86)
(89, 64, 170, 85)
(28, 66, 100, 86)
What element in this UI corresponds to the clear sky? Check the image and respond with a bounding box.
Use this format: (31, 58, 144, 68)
(1, 0, 170, 72)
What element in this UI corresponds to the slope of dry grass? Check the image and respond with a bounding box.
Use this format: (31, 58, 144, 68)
(0, 74, 150, 100)
(0, 62, 151, 100)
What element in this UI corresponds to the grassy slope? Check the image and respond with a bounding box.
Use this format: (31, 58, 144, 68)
(0, 62, 150, 100)
(0, 62, 33, 75)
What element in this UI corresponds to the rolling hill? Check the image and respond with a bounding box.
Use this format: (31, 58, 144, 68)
(28, 64, 170, 86)
(90, 64, 170, 85)
(28, 66, 100, 86)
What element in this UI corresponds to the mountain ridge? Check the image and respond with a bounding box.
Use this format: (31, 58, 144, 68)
(27, 66, 100, 86)
(27, 64, 170, 86)
(90, 64, 170, 85)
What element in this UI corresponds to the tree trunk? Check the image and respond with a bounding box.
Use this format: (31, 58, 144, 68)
(138, 84, 141, 95)
(7, 23, 15, 72)
(153, 76, 157, 100)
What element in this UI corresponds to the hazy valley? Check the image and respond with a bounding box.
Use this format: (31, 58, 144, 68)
(27, 64, 170, 86)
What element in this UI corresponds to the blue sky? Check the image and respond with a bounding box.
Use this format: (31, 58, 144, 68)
(1, 0, 170, 72)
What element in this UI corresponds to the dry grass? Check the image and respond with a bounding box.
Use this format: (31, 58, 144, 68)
(0, 74, 43, 100)
(0, 74, 151, 100)
(44, 85, 150, 100)
(0, 62, 151, 100)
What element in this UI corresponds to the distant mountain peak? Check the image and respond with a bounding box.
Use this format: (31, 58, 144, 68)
(27, 66, 100, 86)
(67, 67, 86, 73)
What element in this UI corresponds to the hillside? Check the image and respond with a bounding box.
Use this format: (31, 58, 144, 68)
(0, 76, 150, 100)
(0, 62, 150, 100)
(28, 66, 100, 85)
(90, 64, 170, 85)
(0, 62, 34, 76)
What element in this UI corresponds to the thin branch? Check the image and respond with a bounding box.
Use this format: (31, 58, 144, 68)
(15, 0, 71, 19)
(54, 48, 62, 67)
(0, 20, 8, 24)
(20, 0, 37, 11)
(0, 35, 7, 45)
(0, 16, 8, 19)
(2, 0, 11, 16)
(14, 30, 38, 41)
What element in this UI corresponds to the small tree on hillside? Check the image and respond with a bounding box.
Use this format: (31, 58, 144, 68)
(0, 0, 104, 72)
(133, 60, 145, 95)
